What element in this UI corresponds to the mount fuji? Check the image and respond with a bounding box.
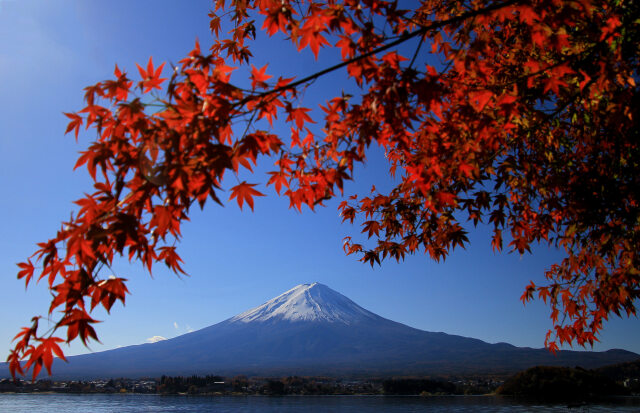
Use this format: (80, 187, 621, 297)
(4, 283, 638, 378)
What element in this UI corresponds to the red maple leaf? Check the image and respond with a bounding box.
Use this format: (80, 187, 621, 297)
(64, 113, 83, 140)
(136, 57, 166, 93)
(250, 64, 272, 89)
(229, 182, 265, 211)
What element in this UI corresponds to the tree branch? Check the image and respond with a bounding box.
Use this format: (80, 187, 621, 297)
(237, 0, 522, 106)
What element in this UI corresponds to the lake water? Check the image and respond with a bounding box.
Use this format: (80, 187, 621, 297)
(1, 394, 640, 412)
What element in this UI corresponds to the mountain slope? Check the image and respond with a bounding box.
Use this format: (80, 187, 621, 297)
(229, 282, 381, 324)
(2, 283, 638, 378)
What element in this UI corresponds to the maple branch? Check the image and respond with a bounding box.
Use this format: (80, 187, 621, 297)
(238, 0, 522, 106)
(408, 33, 426, 69)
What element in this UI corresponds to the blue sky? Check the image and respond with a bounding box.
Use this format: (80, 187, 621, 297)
(1, 0, 638, 362)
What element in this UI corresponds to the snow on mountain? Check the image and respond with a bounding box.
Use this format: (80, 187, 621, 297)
(229, 282, 381, 324)
(4, 282, 637, 379)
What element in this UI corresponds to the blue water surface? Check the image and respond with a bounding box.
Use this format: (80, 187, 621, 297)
(1, 394, 639, 412)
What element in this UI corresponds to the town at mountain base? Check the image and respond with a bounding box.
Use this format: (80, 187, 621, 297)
(2, 283, 638, 379)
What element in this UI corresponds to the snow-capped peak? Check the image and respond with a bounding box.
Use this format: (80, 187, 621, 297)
(229, 283, 380, 324)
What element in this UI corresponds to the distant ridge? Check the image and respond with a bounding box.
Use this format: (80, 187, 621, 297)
(2, 283, 638, 379)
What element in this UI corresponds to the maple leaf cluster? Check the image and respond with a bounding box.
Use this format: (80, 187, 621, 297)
(9, 0, 639, 378)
